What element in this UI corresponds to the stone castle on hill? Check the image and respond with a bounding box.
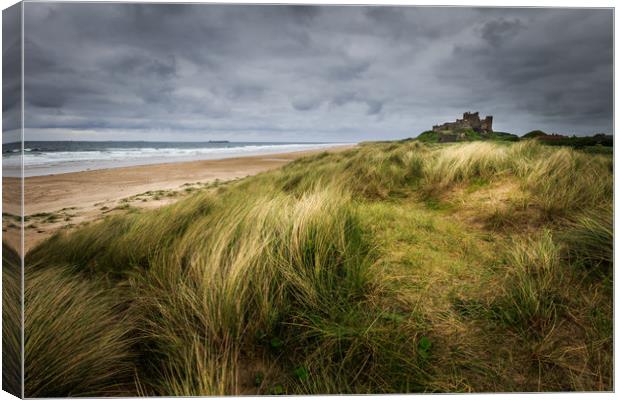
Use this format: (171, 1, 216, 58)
(432, 112, 493, 134)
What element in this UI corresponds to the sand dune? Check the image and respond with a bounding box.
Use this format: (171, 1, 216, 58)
(2, 145, 353, 251)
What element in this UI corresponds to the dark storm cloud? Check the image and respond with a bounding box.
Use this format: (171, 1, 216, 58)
(440, 9, 613, 133)
(3, 3, 22, 143)
(21, 4, 613, 141)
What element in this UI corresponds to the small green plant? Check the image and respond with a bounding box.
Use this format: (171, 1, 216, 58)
(270, 337, 283, 349)
(417, 336, 432, 359)
(424, 198, 451, 211)
(294, 366, 309, 381)
(270, 385, 284, 395)
(254, 372, 264, 386)
(466, 177, 489, 193)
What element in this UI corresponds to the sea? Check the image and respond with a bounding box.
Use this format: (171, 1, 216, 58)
(2, 141, 351, 177)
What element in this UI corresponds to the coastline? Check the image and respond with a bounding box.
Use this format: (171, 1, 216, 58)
(4, 142, 354, 177)
(2, 144, 354, 251)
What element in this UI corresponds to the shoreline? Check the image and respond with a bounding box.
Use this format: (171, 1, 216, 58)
(4, 142, 354, 178)
(2, 144, 354, 251)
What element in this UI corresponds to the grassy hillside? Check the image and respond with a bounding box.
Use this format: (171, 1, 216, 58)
(522, 130, 547, 139)
(417, 129, 519, 143)
(13, 140, 613, 395)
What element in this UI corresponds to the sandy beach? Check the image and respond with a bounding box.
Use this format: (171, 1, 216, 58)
(2, 145, 352, 251)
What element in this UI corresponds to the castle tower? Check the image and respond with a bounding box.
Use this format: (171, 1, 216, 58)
(463, 112, 482, 130)
(463, 111, 479, 120)
(481, 116, 493, 132)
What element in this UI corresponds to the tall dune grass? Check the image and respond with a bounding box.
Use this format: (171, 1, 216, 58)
(21, 139, 613, 395)
(422, 142, 510, 191)
(128, 188, 427, 394)
(420, 141, 612, 218)
(265, 140, 612, 221)
(492, 227, 612, 390)
(25, 266, 136, 397)
(496, 231, 568, 336)
(26, 193, 214, 277)
(31, 186, 424, 395)
(523, 148, 612, 216)
(2, 242, 21, 396)
(274, 142, 427, 199)
(561, 205, 613, 272)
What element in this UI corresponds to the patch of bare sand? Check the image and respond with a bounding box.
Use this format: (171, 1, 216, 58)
(441, 179, 544, 232)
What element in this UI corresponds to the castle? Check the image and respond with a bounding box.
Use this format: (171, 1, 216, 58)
(432, 112, 493, 134)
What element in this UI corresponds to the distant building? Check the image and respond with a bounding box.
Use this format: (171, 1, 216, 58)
(432, 112, 493, 133)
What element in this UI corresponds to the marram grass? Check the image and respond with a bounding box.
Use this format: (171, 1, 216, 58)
(2, 243, 21, 396)
(19, 139, 612, 395)
(25, 267, 136, 397)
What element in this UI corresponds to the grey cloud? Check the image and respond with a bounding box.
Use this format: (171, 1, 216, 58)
(3, 3, 22, 142)
(479, 18, 524, 46)
(292, 98, 322, 111)
(285, 5, 320, 24)
(365, 100, 383, 116)
(326, 61, 371, 81)
(106, 53, 177, 79)
(19, 4, 613, 141)
(437, 9, 612, 134)
(330, 93, 384, 116)
(330, 92, 358, 108)
(226, 85, 266, 101)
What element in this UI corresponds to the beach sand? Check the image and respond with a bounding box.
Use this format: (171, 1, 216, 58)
(2, 145, 353, 251)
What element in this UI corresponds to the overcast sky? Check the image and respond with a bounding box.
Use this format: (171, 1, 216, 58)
(8, 4, 614, 142)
